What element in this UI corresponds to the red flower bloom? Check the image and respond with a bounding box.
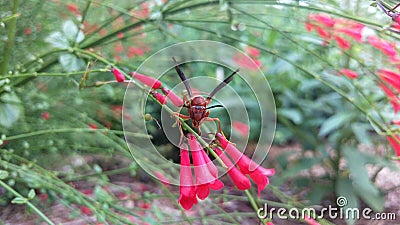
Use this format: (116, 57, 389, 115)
(41, 112, 50, 120)
(388, 135, 400, 158)
(188, 134, 223, 200)
(379, 83, 400, 113)
(246, 46, 260, 58)
(337, 28, 363, 42)
(25, 28, 32, 35)
(114, 42, 124, 53)
(216, 133, 275, 196)
(110, 67, 125, 83)
(334, 35, 351, 50)
(117, 32, 124, 39)
(232, 121, 250, 137)
(178, 145, 197, 210)
(151, 91, 168, 105)
(79, 206, 93, 216)
(233, 54, 259, 71)
(66, 4, 80, 15)
(339, 68, 358, 79)
(377, 69, 400, 91)
(368, 36, 397, 57)
(308, 14, 336, 27)
(131, 72, 162, 89)
(214, 148, 251, 190)
(161, 87, 184, 107)
(316, 27, 331, 40)
(38, 193, 48, 202)
(89, 123, 98, 130)
(304, 22, 315, 32)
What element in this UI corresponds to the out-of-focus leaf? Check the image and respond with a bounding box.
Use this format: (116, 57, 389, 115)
(279, 108, 303, 124)
(59, 54, 85, 72)
(11, 197, 28, 204)
(28, 189, 36, 199)
(0, 170, 9, 179)
(336, 177, 359, 225)
(62, 20, 84, 43)
(343, 147, 384, 211)
(45, 31, 69, 48)
(281, 157, 321, 179)
(319, 112, 354, 137)
(351, 122, 372, 146)
(0, 93, 22, 128)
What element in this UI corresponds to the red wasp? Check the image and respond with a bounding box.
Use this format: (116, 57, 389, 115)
(172, 57, 239, 135)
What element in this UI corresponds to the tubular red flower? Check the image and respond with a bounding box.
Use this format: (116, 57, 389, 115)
(162, 87, 184, 107)
(337, 28, 363, 42)
(214, 148, 251, 190)
(388, 135, 400, 158)
(334, 35, 351, 50)
(368, 36, 397, 57)
(379, 83, 400, 113)
(41, 112, 50, 120)
(316, 27, 331, 40)
(178, 145, 197, 210)
(151, 91, 168, 105)
(246, 46, 260, 58)
(308, 14, 335, 27)
(377, 69, 400, 91)
(188, 134, 223, 200)
(339, 68, 358, 79)
(232, 54, 259, 71)
(216, 133, 275, 196)
(304, 22, 315, 32)
(110, 67, 125, 83)
(131, 72, 162, 89)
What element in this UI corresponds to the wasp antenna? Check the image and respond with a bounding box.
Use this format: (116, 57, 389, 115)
(207, 68, 239, 100)
(172, 57, 193, 97)
(206, 104, 224, 110)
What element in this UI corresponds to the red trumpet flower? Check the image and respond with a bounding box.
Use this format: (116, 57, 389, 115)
(216, 133, 275, 196)
(131, 72, 162, 89)
(110, 67, 125, 83)
(214, 148, 251, 190)
(178, 145, 197, 210)
(188, 134, 223, 200)
(162, 87, 184, 107)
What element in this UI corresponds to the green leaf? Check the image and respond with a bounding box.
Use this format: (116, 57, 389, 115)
(336, 177, 359, 225)
(0, 93, 22, 128)
(278, 108, 303, 124)
(319, 112, 354, 137)
(282, 157, 321, 179)
(28, 189, 36, 200)
(0, 170, 9, 179)
(11, 197, 28, 204)
(351, 123, 372, 146)
(45, 31, 69, 48)
(62, 20, 84, 43)
(59, 54, 85, 72)
(343, 147, 384, 211)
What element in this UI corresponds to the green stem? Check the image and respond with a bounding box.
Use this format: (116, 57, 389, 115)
(1, 69, 105, 79)
(0, 0, 19, 75)
(5, 128, 149, 141)
(0, 180, 55, 225)
(244, 190, 266, 225)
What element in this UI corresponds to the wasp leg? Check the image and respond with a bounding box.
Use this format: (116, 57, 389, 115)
(172, 112, 190, 146)
(203, 117, 223, 135)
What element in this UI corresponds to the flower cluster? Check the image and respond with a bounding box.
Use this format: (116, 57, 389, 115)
(178, 133, 275, 210)
(305, 13, 400, 159)
(305, 13, 364, 50)
(109, 68, 183, 106)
